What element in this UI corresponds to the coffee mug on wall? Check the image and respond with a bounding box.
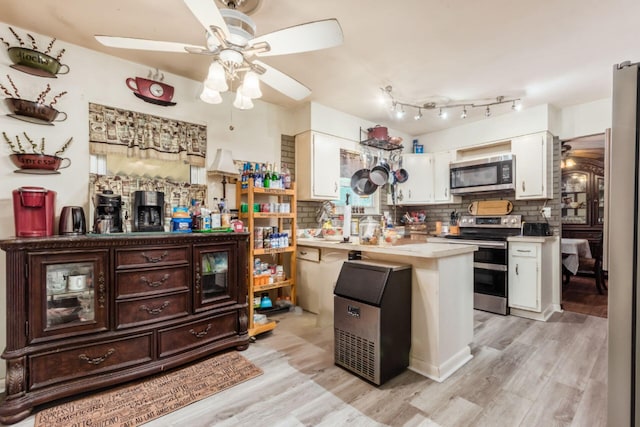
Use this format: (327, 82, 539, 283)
(126, 77, 174, 102)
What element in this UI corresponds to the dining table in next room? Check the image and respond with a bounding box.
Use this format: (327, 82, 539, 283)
(561, 238, 592, 275)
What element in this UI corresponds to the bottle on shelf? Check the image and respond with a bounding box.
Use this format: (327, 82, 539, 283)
(254, 163, 262, 188)
(282, 163, 292, 189)
(263, 163, 271, 188)
(211, 199, 221, 228)
(221, 201, 231, 228)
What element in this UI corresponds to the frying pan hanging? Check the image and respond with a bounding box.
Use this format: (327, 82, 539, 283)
(350, 169, 378, 196)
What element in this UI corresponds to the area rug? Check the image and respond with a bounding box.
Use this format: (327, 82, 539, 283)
(34, 351, 262, 427)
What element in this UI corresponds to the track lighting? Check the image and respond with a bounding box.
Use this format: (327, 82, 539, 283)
(380, 86, 521, 121)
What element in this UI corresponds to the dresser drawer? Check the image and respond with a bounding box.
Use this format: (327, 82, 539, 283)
(116, 246, 189, 269)
(29, 333, 153, 390)
(158, 312, 238, 358)
(116, 266, 189, 297)
(116, 291, 189, 329)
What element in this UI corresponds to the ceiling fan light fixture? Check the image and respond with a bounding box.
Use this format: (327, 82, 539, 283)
(233, 89, 254, 109)
(220, 8, 257, 46)
(200, 86, 223, 104)
(205, 61, 229, 92)
(241, 70, 262, 98)
(219, 49, 244, 65)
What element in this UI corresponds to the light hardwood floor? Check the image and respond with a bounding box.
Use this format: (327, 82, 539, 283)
(8, 309, 607, 426)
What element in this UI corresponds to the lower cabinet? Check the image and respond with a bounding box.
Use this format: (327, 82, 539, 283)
(507, 238, 555, 321)
(0, 233, 249, 424)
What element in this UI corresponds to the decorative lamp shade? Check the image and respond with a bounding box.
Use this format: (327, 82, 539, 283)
(233, 89, 254, 110)
(205, 61, 228, 92)
(241, 71, 262, 99)
(209, 149, 239, 176)
(200, 86, 223, 104)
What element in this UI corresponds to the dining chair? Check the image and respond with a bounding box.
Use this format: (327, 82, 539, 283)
(574, 233, 606, 294)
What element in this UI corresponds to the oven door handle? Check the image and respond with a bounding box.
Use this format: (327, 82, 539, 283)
(474, 262, 508, 272)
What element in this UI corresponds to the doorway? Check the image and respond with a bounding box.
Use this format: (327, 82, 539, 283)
(560, 132, 608, 317)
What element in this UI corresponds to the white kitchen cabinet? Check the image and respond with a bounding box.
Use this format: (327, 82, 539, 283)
(394, 151, 459, 205)
(295, 131, 343, 200)
(395, 153, 433, 204)
(507, 237, 556, 321)
(433, 150, 458, 203)
(512, 132, 553, 200)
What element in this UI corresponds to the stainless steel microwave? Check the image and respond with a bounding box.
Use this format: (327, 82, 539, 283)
(449, 154, 515, 194)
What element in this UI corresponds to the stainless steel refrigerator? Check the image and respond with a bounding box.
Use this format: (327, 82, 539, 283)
(610, 61, 640, 426)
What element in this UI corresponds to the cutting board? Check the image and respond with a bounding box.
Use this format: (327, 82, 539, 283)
(467, 200, 513, 216)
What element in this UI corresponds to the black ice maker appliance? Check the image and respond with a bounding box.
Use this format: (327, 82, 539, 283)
(333, 259, 411, 385)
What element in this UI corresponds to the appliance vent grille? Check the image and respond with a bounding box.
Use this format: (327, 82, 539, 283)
(334, 328, 376, 381)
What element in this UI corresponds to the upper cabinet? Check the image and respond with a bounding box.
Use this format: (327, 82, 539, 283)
(512, 132, 553, 200)
(561, 158, 605, 240)
(394, 151, 459, 205)
(295, 131, 343, 200)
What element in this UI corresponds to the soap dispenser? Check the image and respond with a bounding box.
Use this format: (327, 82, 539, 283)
(260, 293, 273, 309)
(343, 194, 351, 242)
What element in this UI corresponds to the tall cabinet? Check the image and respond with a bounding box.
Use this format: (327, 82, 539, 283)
(236, 179, 297, 336)
(561, 157, 605, 246)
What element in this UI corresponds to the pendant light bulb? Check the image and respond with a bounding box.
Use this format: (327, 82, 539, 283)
(200, 86, 222, 104)
(233, 89, 254, 110)
(204, 61, 228, 92)
(414, 108, 423, 121)
(241, 71, 262, 99)
(461, 107, 467, 119)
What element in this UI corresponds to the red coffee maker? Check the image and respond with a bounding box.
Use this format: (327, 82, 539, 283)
(12, 186, 56, 237)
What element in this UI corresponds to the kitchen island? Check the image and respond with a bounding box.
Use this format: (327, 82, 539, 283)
(297, 238, 477, 382)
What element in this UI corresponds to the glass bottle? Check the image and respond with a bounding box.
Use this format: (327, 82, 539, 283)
(221, 202, 231, 228)
(210, 200, 221, 228)
(263, 163, 271, 188)
(282, 163, 292, 189)
(253, 163, 262, 188)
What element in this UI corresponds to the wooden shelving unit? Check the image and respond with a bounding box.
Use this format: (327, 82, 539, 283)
(236, 179, 297, 336)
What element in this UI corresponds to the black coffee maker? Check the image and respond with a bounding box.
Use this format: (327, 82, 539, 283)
(94, 190, 123, 233)
(133, 191, 164, 232)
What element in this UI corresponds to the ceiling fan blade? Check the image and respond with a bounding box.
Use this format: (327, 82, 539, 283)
(251, 19, 343, 57)
(183, 0, 230, 39)
(254, 60, 311, 100)
(95, 35, 203, 53)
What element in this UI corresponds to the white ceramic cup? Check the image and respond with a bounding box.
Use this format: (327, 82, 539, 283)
(67, 275, 87, 291)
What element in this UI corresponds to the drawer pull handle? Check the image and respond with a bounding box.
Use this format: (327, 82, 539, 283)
(78, 348, 115, 365)
(141, 274, 170, 288)
(300, 251, 308, 255)
(189, 323, 212, 338)
(139, 301, 170, 315)
(516, 249, 532, 253)
(141, 251, 169, 263)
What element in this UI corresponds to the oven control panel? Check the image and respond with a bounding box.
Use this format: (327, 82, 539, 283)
(459, 215, 522, 228)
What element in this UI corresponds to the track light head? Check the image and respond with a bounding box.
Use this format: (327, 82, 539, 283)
(461, 107, 467, 119)
(485, 106, 491, 117)
(414, 108, 423, 120)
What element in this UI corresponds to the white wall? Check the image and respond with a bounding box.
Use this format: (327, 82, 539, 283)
(555, 98, 612, 140)
(0, 23, 295, 380)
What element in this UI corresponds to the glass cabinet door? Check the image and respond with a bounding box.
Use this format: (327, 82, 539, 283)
(596, 176, 605, 225)
(30, 250, 109, 340)
(194, 243, 238, 312)
(561, 171, 589, 225)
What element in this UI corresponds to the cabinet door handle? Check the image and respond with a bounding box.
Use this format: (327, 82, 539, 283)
(189, 323, 212, 338)
(522, 181, 526, 192)
(140, 274, 170, 288)
(334, 182, 338, 192)
(408, 190, 412, 199)
(445, 188, 448, 197)
(515, 264, 519, 275)
(78, 348, 115, 365)
(141, 251, 169, 263)
(139, 301, 170, 315)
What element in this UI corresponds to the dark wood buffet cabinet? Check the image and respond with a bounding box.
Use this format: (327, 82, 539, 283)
(0, 232, 250, 424)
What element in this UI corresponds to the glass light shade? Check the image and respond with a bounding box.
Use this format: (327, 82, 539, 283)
(233, 89, 254, 110)
(205, 61, 228, 92)
(200, 86, 222, 104)
(210, 148, 239, 175)
(241, 71, 262, 99)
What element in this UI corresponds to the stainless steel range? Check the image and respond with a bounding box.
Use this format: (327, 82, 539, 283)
(445, 214, 522, 315)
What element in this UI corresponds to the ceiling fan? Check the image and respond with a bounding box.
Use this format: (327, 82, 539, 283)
(94, 0, 343, 101)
